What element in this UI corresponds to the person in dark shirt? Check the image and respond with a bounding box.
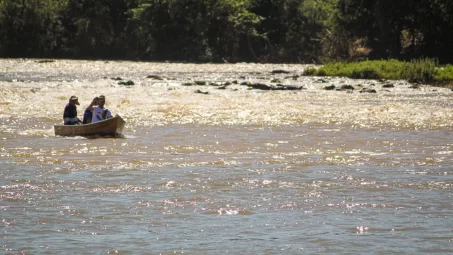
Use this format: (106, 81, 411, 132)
(63, 96, 82, 125)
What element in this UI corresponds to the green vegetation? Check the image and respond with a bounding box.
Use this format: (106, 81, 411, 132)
(303, 59, 453, 85)
(0, 0, 452, 64)
(435, 65, 453, 81)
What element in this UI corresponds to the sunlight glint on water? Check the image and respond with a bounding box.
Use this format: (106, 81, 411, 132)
(0, 59, 452, 254)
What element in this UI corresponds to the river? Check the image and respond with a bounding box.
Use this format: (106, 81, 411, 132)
(1, 59, 452, 254)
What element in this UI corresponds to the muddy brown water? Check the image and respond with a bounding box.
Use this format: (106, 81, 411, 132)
(1, 59, 453, 254)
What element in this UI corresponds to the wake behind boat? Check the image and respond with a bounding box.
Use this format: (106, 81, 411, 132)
(54, 115, 126, 137)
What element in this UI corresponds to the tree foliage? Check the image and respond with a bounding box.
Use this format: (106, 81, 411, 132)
(0, 0, 452, 63)
(336, 0, 453, 62)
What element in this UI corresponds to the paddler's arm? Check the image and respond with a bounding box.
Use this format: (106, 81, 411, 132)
(89, 97, 99, 112)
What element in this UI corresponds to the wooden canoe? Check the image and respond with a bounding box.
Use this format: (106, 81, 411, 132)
(54, 115, 126, 137)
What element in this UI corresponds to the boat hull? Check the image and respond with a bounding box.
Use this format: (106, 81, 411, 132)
(54, 116, 126, 137)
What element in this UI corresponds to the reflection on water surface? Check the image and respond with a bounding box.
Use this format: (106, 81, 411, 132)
(1, 59, 452, 254)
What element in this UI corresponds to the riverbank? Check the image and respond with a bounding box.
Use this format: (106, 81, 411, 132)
(303, 58, 453, 88)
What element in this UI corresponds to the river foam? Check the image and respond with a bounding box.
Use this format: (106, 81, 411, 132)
(1, 59, 452, 133)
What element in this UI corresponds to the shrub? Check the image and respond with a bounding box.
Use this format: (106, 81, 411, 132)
(434, 65, 453, 81)
(302, 58, 453, 85)
(317, 69, 327, 76)
(350, 68, 380, 79)
(400, 58, 438, 83)
(303, 67, 317, 75)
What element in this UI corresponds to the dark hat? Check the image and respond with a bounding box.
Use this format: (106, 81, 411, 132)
(98, 95, 105, 100)
(69, 95, 80, 105)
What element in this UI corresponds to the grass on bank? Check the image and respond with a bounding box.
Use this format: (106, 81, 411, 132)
(303, 58, 453, 85)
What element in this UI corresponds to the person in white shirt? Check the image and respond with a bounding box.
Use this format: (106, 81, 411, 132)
(90, 95, 112, 123)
